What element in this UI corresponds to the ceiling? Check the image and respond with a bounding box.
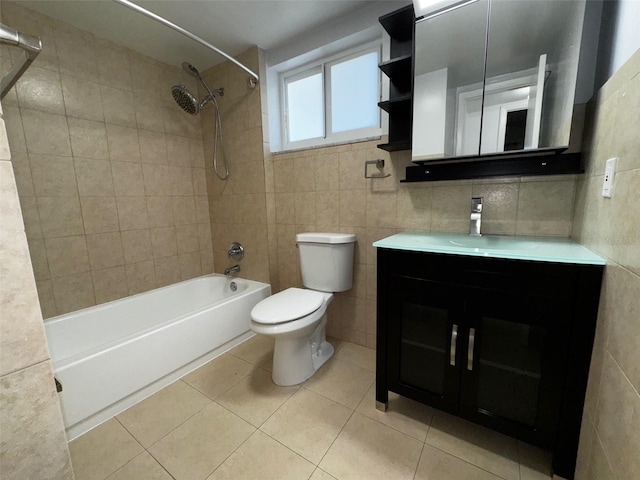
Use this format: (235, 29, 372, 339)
(14, 0, 399, 70)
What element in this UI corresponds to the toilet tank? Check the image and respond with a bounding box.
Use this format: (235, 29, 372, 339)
(296, 233, 356, 292)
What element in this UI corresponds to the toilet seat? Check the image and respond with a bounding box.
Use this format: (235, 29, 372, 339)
(251, 288, 325, 325)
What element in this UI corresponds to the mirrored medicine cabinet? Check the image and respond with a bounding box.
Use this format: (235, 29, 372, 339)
(388, 0, 600, 181)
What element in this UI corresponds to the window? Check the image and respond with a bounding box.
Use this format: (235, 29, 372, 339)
(281, 44, 381, 150)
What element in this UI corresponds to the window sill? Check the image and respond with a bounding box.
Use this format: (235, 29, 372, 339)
(271, 135, 382, 156)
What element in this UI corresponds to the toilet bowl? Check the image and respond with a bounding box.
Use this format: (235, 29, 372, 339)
(250, 232, 356, 386)
(251, 288, 334, 386)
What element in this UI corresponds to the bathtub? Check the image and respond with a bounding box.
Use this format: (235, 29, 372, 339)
(44, 274, 270, 440)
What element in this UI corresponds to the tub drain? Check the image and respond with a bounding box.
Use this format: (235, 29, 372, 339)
(230, 281, 237, 292)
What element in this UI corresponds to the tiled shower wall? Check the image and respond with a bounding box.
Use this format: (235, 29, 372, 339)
(199, 48, 274, 285)
(572, 49, 640, 480)
(0, 2, 214, 317)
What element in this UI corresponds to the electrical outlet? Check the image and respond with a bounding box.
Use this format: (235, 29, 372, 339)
(602, 157, 617, 198)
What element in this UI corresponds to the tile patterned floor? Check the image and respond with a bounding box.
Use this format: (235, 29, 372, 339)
(68, 337, 553, 480)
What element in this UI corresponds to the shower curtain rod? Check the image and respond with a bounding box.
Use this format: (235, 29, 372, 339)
(112, 0, 259, 83)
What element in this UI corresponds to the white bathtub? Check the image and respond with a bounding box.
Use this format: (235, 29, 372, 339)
(44, 274, 270, 440)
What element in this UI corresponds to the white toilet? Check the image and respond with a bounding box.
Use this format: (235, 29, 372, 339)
(250, 232, 356, 386)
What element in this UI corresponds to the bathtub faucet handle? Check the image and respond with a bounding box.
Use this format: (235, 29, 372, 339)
(224, 264, 241, 276)
(228, 242, 244, 261)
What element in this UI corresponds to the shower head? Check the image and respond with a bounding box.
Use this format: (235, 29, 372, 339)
(171, 83, 201, 115)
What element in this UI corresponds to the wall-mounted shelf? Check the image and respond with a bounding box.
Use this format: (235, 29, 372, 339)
(403, 150, 583, 182)
(378, 4, 415, 153)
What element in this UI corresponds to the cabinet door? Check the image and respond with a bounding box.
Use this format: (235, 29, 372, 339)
(387, 275, 462, 412)
(459, 289, 570, 447)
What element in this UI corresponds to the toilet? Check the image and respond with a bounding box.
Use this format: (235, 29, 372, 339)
(250, 232, 356, 386)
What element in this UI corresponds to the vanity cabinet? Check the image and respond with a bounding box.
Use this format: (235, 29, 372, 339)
(376, 248, 603, 479)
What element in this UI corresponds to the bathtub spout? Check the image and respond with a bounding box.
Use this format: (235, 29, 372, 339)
(224, 264, 241, 276)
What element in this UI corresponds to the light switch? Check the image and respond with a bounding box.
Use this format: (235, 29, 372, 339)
(602, 157, 617, 198)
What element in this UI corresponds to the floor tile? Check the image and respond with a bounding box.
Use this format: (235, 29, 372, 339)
(518, 441, 553, 480)
(260, 388, 353, 464)
(319, 412, 423, 480)
(415, 444, 503, 480)
(304, 359, 375, 409)
(216, 368, 299, 427)
(69, 418, 144, 480)
(425, 412, 520, 480)
(206, 430, 315, 480)
(105, 452, 172, 480)
(183, 353, 255, 399)
(148, 402, 255, 480)
(116, 380, 211, 447)
(356, 384, 433, 441)
(333, 343, 376, 372)
(228, 334, 275, 366)
(310, 469, 338, 480)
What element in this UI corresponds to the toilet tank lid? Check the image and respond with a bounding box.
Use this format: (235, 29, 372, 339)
(296, 232, 356, 244)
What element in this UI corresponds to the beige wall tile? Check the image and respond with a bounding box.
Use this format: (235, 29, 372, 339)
(166, 134, 191, 167)
(111, 161, 145, 197)
(36, 279, 57, 319)
(55, 23, 98, 83)
(472, 183, 519, 235)
(397, 187, 431, 231)
(142, 164, 171, 196)
(172, 196, 197, 226)
(26, 238, 50, 281)
(96, 42, 132, 91)
(86, 232, 125, 270)
(176, 224, 200, 254)
(9, 152, 35, 196)
(2, 106, 26, 154)
(80, 196, 119, 234)
(179, 251, 202, 280)
(61, 74, 104, 122)
(74, 157, 114, 196)
(146, 196, 174, 227)
(155, 255, 181, 287)
(594, 352, 640, 480)
(125, 260, 157, 295)
(15, 66, 65, 115)
(139, 130, 168, 165)
(101, 85, 136, 128)
(431, 184, 474, 233)
(106, 124, 140, 162)
(116, 196, 149, 231)
(67, 117, 109, 160)
(134, 96, 165, 133)
(45, 235, 89, 277)
(0, 362, 74, 479)
(366, 190, 397, 229)
(38, 195, 84, 238)
(51, 271, 95, 313)
(340, 190, 367, 228)
(19, 196, 42, 240)
(121, 229, 153, 264)
(170, 166, 194, 196)
(29, 154, 78, 197)
(92, 266, 129, 304)
(21, 109, 71, 156)
(516, 180, 575, 236)
(150, 226, 178, 258)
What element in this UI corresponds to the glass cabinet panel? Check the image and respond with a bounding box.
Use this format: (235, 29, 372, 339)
(399, 303, 449, 395)
(474, 316, 545, 427)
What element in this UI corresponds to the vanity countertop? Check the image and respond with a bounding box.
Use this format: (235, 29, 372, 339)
(373, 232, 606, 265)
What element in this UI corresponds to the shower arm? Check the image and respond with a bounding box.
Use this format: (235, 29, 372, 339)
(0, 23, 42, 99)
(111, 0, 259, 85)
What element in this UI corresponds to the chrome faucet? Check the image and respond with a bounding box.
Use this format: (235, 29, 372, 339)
(470, 197, 483, 236)
(224, 264, 241, 276)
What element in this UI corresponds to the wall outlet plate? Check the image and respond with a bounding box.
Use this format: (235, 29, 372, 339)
(602, 157, 617, 198)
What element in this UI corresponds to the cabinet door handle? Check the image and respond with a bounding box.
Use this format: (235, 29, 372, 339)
(468, 327, 476, 371)
(450, 324, 458, 366)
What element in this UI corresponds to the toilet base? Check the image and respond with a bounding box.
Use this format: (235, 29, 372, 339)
(271, 320, 333, 386)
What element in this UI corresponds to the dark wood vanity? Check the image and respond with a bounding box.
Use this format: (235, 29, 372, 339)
(375, 241, 604, 479)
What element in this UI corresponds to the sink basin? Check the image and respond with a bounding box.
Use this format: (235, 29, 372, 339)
(372, 231, 606, 265)
(411, 234, 539, 251)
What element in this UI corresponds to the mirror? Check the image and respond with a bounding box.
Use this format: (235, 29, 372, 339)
(412, 0, 586, 162)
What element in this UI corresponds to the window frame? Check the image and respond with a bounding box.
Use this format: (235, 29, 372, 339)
(280, 41, 382, 151)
